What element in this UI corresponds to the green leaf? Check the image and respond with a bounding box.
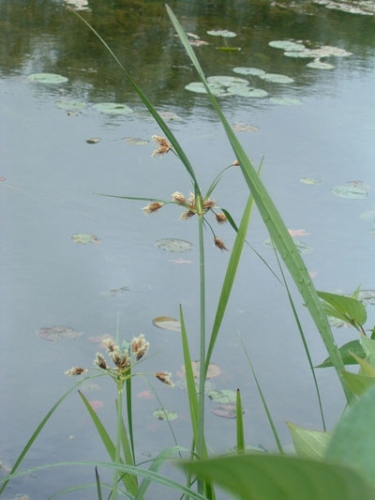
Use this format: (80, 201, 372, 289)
(325, 386, 375, 489)
(287, 422, 331, 460)
(178, 454, 375, 500)
(341, 370, 375, 396)
(316, 340, 366, 368)
(317, 291, 367, 327)
(236, 389, 245, 453)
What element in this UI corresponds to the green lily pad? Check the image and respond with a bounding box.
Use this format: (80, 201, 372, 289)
(259, 73, 294, 83)
(92, 103, 133, 115)
(300, 177, 321, 185)
(71, 233, 101, 244)
(185, 82, 226, 95)
(39, 325, 81, 342)
(28, 73, 69, 84)
(211, 403, 245, 419)
(152, 316, 181, 332)
(55, 99, 87, 110)
(123, 137, 149, 145)
(307, 60, 334, 70)
(158, 111, 182, 121)
(208, 389, 237, 403)
(232, 67, 266, 76)
(269, 40, 306, 51)
(207, 29, 237, 38)
(207, 75, 249, 86)
(153, 409, 178, 421)
(331, 184, 369, 199)
(227, 87, 268, 98)
(155, 238, 193, 252)
(270, 97, 302, 106)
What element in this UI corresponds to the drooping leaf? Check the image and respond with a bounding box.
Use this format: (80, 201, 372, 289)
(317, 290, 367, 327)
(287, 422, 331, 460)
(341, 370, 375, 396)
(178, 454, 375, 500)
(316, 340, 365, 368)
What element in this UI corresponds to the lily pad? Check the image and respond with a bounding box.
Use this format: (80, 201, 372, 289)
(232, 67, 266, 76)
(158, 111, 182, 121)
(259, 73, 294, 83)
(55, 99, 87, 110)
(331, 184, 369, 199)
(153, 409, 178, 421)
(227, 87, 268, 98)
(181, 361, 221, 379)
(28, 73, 68, 84)
(152, 316, 181, 332)
(207, 75, 249, 86)
(269, 40, 306, 51)
(123, 137, 149, 145)
(39, 325, 81, 342)
(211, 403, 245, 419)
(269, 97, 302, 106)
(86, 137, 100, 144)
(185, 82, 226, 95)
(307, 60, 334, 70)
(358, 290, 375, 306)
(300, 177, 321, 185)
(208, 389, 237, 403)
(92, 103, 133, 115)
(207, 29, 237, 38)
(72, 233, 101, 244)
(176, 378, 214, 394)
(155, 238, 193, 253)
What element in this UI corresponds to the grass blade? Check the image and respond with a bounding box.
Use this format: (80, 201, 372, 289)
(236, 389, 245, 454)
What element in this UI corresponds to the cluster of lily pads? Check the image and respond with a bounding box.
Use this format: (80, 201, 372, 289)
(313, 0, 375, 15)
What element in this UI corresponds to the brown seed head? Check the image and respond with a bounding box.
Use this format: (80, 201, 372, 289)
(214, 237, 228, 251)
(180, 210, 196, 220)
(95, 353, 109, 370)
(232, 159, 239, 166)
(188, 192, 196, 207)
(131, 334, 150, 361)
(155, 371, 174, 387)
(142, 202, 164, 215)
(215, 212, 227, 224)
(102, 338, 117, 352)
(65, 366, 88, 376)
(203, 198, 216, 210)
(151, 135, 171, 157)
(171, 191, 186, 205)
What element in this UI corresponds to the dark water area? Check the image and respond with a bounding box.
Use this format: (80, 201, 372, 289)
(1, 0, 375, 498)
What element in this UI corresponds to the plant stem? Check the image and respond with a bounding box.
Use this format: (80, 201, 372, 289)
(112, 384, 124, 500)
(197, 214, 206, 491)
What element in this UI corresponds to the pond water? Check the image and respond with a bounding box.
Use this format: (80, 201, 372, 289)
(1, 0, 375, 498)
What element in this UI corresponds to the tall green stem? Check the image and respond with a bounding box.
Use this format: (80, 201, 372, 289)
(197, 214, 206, 477)
(112, 383, 124, 500)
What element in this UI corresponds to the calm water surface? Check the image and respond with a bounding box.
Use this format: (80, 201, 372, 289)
(1, 0, 375, 498)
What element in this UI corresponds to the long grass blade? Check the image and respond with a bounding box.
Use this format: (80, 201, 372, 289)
(166, 4, 352, 404)
(236, 389, 245, 454)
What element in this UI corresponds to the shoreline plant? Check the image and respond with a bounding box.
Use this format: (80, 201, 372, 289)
(2, 5, 375, 499)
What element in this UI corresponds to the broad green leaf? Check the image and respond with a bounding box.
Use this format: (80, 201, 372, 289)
(178, 454, 375, 500)
(28, 72, 68, 84)
(287, 422, 331, 460)
(360, 335, 375, 365)
(316, 340, 365, 368)
(341, 370, 375, 396)
(350, 351, 375, 376)
(326, 386, 375, 488)
(317, 291, 367, 327)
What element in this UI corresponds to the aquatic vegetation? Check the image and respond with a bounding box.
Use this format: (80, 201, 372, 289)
(38, 325, 81, 342)
(92, 102, 133, 115)
(152, 316, 181, 332)
(27, 73, 68, 84)
(71, 232, 101, 244)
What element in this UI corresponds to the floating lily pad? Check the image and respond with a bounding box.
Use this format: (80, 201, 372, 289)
(358, 290, 375, 305)
(269, 40, 306, 51)
(331, 184, 369, 199)
(152, 316, 181, 332)
(259, 73, 294, 83)
(86, 137, 100, 144)
(207, 75, 248, 86)
(153, 409, 178, 421)
(264, 238, 313, 254)
(92, 103, 133, 115)
(72, 233, 101, 244)
(232, 123, 259, 132)
(55, 99, 87, 110)
(307, 60, 334, 69)
(123, 137, 149, 145)
(155, 238, 193, 252)
(28, 73, 68, 84)
(39, 325, 81, 342)
(269, 97, 302, 106)
(207, 29, 237, 38)
(158, 111, 182, 121)
(176, 378, 214, 393)
(181, 361, 221, 379)
(211, 403, 245, 419)
(208, 389, 237, 403)
(233, 67, 266, 76)
(185, 82, 226, 95)
(227, 87, 268, 98)
(300, 177, 321, 185)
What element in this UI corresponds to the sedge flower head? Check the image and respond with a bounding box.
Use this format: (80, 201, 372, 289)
(214, 237, 228, 251)
(180, 210, 196, 220)
(203, 198, 216, 210)
(131, 334, 150, 361)
(142, 201, 164, 215)
(188, 192, 196, 207)
(151, 135, 171, 157)
(65, 366, 88, 376)
(232, 159, 240, 166)
(215, 212, 227, 224)
(171, 191, 186, 205)
(155, 371, 174, 387)
(95, 353, 109, 370)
